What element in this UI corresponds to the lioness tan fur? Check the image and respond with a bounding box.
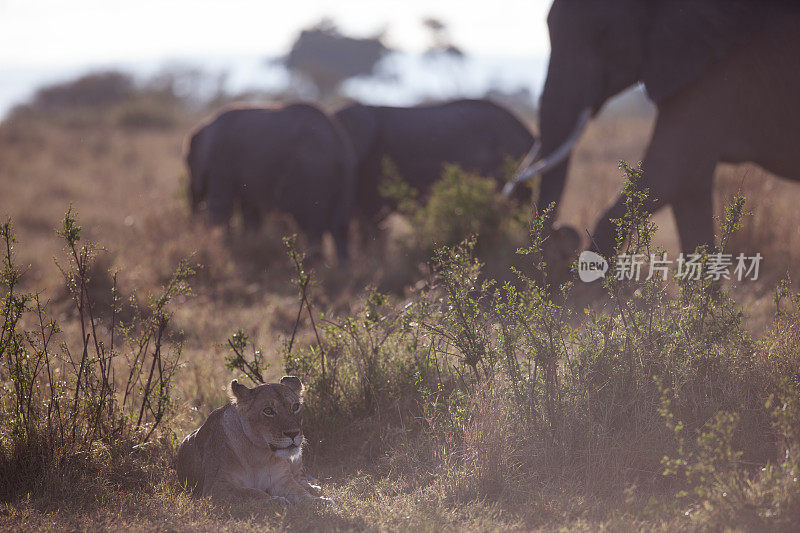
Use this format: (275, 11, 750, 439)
(176, 376, 327, 504)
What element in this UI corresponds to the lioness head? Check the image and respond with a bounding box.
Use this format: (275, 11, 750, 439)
(229, 376, 304, 460)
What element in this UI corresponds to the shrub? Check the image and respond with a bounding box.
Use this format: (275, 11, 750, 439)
(404, 164, 526, 254)
(376, 162, 530, 289)
(0, 209, 192, 501)
(26, 71, 135, 111)
(8, 69, 189, 129)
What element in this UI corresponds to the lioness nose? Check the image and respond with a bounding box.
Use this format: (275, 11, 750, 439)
(284, 430, 300, 440)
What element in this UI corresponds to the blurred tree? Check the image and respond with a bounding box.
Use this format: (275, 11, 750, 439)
(283, 18, 391, 99)
(422, 17, 465, 58)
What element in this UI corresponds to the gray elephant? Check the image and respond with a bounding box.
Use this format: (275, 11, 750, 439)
(186, 103, 355, 259)
(335, 99, 535, 222)
(506, 0, 800, 256)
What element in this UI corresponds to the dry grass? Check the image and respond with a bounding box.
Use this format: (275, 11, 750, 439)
(1, 92, 800, 531)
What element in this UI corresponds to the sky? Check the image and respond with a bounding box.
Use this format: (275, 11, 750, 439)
(0, 0, 552, 68)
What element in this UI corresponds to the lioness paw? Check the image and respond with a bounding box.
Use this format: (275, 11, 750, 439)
(309, 495, 335, 508)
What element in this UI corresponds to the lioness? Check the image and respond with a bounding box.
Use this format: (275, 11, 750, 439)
(176, 376, 328, 504)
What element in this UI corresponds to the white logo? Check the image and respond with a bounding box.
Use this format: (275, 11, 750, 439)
(576, 252, 762, 282)
(578, 251, 608, 282)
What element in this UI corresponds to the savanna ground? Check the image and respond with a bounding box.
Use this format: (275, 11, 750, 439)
(1, 75, 800, 531)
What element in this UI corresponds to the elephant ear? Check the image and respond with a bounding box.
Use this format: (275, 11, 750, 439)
(642, 0, 772, 103)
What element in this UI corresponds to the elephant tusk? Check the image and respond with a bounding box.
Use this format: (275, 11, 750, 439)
(516, 138, 542, 175)
(502, 140, 541, 196)
(503, 107, 593, 197)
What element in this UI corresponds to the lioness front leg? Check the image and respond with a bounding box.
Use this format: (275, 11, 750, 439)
(208, 480, 289, 506)
(291, 461, 322, 495)
(271, 474, 332, 505)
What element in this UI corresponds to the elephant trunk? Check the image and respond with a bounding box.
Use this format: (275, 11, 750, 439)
(505, 52, 598, 208)
(532, 67, 601, 216)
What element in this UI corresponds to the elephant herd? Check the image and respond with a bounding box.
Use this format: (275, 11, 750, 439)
(185, 99, 534, 260)
(187, 0, 800, 263)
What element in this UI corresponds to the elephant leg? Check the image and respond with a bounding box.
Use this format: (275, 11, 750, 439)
(305, 232, 325, 264)
(329, 179, 353, 262)
(592, 172, 714, 257)
(644, 97, 720, 254)
(355, 214, 381, 248)
(207, 201, 233, 227)
(330, 222, 349, 262)
(206, 172, 236, 228)
(671, 184, 714, 254)
(295, 208, 326, 263)
(592, 101, 719, 256)
(652, 147, 717, 254)
(590, 197, 627, 256)
(241, 202, 262, 233)
(591, 188, 670, 256)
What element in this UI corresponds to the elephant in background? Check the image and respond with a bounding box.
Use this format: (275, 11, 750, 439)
(506, 0, 800, 256)
(334, 99, 536, 223)
(186, 103, 355, 260)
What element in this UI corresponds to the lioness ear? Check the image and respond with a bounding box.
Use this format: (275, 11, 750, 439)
(229, 379, 252, 403)
(280, 375, 303, 396)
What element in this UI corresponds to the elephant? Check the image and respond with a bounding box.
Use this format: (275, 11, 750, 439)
(334, 99, 536, 223)
(185, 103, 355, 260)
(505, 0, 800, 256)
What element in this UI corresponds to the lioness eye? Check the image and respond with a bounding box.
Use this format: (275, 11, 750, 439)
(263, 407, 275, 417)
(291, 402, 301, 413)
